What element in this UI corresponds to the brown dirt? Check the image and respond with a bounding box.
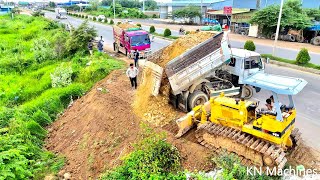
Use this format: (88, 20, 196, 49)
(117, 23, 138, 29)
(133, 32, 215, 127)
(45, 54, 212, 179)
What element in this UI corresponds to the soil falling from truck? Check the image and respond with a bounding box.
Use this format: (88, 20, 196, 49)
(133, 32, 216, 126)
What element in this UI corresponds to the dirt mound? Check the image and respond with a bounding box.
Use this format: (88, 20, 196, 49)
(46, 70, 140, 179)
(133, 32, 215, 126)
(117, 23, 138, 29)
(154, 31, 216, 67)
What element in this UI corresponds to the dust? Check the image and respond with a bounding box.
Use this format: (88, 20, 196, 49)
(133, 32, 216, 126)
(117, 23, 139, 29)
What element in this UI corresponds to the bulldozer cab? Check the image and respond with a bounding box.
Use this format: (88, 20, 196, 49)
(243, 72, 307, 122)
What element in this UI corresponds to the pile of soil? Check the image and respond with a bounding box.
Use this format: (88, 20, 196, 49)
(46, 70, 140, 179)
(117, 23, 138, 29)
(133, 32, 216, 126)
(45, 58, 213, 179)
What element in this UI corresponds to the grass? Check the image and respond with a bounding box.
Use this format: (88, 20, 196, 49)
(261, 54, 320, 70)
(0, 14, 124, 179)
(151, 32, 179, 40)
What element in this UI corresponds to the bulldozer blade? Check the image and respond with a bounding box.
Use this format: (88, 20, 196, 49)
(175, 112, 195, 138)
(142, 61, 163, 96)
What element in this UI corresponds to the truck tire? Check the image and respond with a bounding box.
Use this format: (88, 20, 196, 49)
(289, 35, 296, 42)
(313, 37, 320, 46)
(271, 34, 276, 40)
(188, 90, 208, 110)
(114, 43, 119, 53)
(241, 85, 253, 99)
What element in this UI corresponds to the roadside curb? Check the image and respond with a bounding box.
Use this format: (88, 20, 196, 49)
(268, 60, 320, 75)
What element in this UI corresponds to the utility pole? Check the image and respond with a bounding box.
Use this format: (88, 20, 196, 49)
(113, 0, 115, 19)
(200, 0, 203, 24)
(143, 0, 145, 13)
(272, 0, 284, 56)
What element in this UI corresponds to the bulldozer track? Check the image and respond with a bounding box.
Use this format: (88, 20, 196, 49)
(195, 122, 288, 170)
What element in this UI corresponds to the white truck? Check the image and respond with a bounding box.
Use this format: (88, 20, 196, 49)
(144, 32, 264, 111)
(55, 8, 67, 19)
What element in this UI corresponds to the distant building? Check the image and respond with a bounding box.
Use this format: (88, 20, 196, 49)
(159, 0, 320, 22)
(56, 1, 89, 7)
(0, 4, 14, 14)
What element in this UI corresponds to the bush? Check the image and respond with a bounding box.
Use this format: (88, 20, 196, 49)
(93, 17, 96, 21)
(152, 14, 157, 18)
(104, 19, 108, 23)
(101, 126, 183, 179)
(50, 63, 73, 88)
(32, 37, 55, 63)
(295, 48, 310, 65)
(213, 152, 274, 180)
(136, 23, 141, 27)
(85, 15, 88, 19)
(117, 22, 121, 25)
(164, 28, 171, 37)
(110, 19, 114, 24)
(149, 26, 155, 33)
(244, 40, 256, 51)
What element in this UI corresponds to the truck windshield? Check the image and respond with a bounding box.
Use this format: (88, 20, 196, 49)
(244, 56, 263, 69)
(130, 34, 150, 46)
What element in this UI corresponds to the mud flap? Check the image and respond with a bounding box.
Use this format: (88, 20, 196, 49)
(142, 61, 163, 96)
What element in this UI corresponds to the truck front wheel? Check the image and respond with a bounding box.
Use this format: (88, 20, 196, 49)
(241, 85, 253, 99)
(188, 90, 208, 110)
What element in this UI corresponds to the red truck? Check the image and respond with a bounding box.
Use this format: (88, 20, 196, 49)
(113, 24, 151, 58)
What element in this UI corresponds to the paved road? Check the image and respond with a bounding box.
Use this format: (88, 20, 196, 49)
(137, 23, 320, 65)
(45, 12, 320, 150)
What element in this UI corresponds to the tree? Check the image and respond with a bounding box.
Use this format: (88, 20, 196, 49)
(173, 6, 201, 24)
(89, 0, 100, 11)
(304, 8, 320, 21)
(66, 21, 97, 54)
(296, 48, 310, 65)
(49, 1, 56, 8)
(244, 40, 256, 51)
(145, 0, 157, 11)
(250, 0, 312, 37)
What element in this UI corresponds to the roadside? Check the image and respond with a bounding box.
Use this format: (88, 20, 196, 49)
(45, 54, 213, 179)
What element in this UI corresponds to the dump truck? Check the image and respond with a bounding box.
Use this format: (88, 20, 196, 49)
(144, 32, 264, 112)
(55, 8, 67, 19)
(113, 24, 151, 59)
(175, 71, 307, 170)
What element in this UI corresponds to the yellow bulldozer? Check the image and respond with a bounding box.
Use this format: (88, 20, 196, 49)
(175, 72, 307, 169)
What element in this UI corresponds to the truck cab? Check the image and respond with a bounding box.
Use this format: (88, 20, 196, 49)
(113, 25, 151, 59)
(227, 48, 264, 84)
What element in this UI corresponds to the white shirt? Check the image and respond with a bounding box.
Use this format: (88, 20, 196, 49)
(126, 67, 139, 78)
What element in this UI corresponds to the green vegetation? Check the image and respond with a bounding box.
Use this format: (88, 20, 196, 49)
(296, 48, 310, 65)
(250, 0, 312, 37)
(213, 152, 278, 180)
(101, 125, 184, 179)
(151, 32, 178, 40)
(244, 40, 256, 51)
(149, 25, 155, 33)
(173, 5, 201, 24)
(164, 28, 172, 37)
(136, 23, 141, 27)
(261, 54, 320, 70)
(110, 19, 114, 24)
(101, 0, 157, 11)
(0, 15, 123, 179)
(85, 5, 148, 18)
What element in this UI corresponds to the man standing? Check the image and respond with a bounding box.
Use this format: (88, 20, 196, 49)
(98, 36, 104, 53)
(88, 38, 93, 56)
(126, 63, 139, 89)
(134, 49, 139, 67)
